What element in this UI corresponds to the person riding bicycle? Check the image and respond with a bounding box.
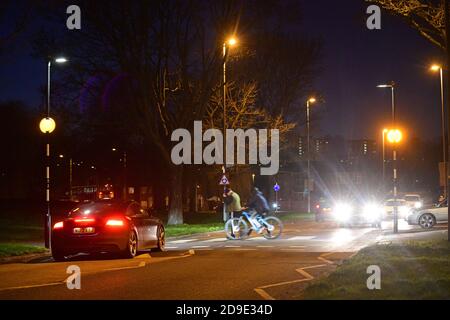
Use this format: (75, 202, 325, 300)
(247, 187, 271, 216)
(241, 187, 271, 236)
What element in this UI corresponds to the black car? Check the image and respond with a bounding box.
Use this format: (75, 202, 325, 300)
(51, 200, 165, 261)
(314, 198, 333, 222)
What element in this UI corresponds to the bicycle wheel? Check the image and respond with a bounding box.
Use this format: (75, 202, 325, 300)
(225, 218, 249, 240)
(261, 216, 283, 240)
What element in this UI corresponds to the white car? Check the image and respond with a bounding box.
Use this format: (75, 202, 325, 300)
(383, 199, 410, 220)
(403, 194, 423, 209)
(406, 201, 448, 229)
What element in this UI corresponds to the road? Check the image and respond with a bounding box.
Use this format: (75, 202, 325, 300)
(0, 219, 445, 300)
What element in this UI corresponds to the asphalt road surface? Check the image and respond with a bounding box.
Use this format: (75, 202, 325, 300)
(0, 220, 445, 300)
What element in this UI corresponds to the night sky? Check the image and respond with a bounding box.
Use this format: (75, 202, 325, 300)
(0, 0, 444, 141)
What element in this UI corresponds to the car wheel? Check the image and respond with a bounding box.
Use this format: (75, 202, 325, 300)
(419, 214, 435, 229)
(123, 231, 138, 258)
(52, 249, 66, 262)
(154, 225, 166, 252)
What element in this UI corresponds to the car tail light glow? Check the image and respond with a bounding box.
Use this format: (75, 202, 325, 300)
(75, 218, 95, 223)
(106, 219, 124, 227)
(53, 221, 64, 230)
(316, 204, 320, 209)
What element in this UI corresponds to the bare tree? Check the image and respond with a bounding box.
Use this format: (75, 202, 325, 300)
(35, 0, 321, 224)
(367, 0, 445, 50)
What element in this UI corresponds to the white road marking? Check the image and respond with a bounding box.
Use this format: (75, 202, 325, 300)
(288, 245, 306, 248)
(165, 246, 178, 249)
(204, 238, 227, 242)
(254, 288, 275, 300)
(224, 245, 241, 248)
(255, 252, 335, 300)
(0, 282, 64, 292)
(191, 246, 210, 248)
(104, 261, 146, 271)
(287, 236, 316, 241)
(256, 245, 274, 248)
(318, 252, 334, 264)
(169, 239, 198, 244)
(259, 277, 310, 289)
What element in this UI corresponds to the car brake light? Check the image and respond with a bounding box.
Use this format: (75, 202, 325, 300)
(53, 221, 64, 229)
(106, 219, 124, 227)
(75, 218, 95, 223)
(316, 204, 320, 209)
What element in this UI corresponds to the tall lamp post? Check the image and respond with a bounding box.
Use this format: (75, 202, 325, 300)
(386, 129, 403, 233)
(112, 147, 128, 200)
(306, 97, 316, 213)
(222, 37, 237, 222)
(382, 128, 388, 185)
(431, 64, 447, 199)
(39, 56, 67, 250)
(377, 82, 396, 123)
(378, 82, 398, 233)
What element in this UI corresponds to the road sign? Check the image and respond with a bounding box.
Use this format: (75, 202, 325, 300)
(219, 175, 229, 185)
(273, 183, 280, 192)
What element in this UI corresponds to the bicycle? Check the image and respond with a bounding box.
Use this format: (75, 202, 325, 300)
(224, 210, 283, 240)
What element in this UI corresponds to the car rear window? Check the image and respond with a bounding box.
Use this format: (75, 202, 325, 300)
(404, 196, 420, 202)
(385, 200, 405, 206)
(69, 202, 124, 217)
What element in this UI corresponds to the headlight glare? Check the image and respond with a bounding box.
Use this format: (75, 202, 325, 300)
(333, 203, 352, 221)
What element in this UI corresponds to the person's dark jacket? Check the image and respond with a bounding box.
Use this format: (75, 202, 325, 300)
(248, 190, 270, 214)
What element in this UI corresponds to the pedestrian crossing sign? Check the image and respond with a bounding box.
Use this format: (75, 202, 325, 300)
(219, 175, 229, 185)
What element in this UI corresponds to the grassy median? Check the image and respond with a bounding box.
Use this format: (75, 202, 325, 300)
(165, 223, 224, 237)
(302, 240, 450, 300)
(0, 243, 47, 258)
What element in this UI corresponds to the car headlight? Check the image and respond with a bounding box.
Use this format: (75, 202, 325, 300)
(414, 201, 422, 209)
(363, 203, 382, 221)
(333, 203, 352, 221)
(399, 206, 410, 217)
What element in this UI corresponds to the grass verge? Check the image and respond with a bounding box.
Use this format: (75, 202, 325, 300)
(302, 240, 450, 299)
(279, 212, 314, 222)
(0, 243, 47, 258)
(0, 219, 44, 242)
(165, 223, 224, 238)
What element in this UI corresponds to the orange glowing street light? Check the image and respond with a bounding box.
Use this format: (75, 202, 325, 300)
(387, 129, 403, 144)
(430, 64, 441, 72)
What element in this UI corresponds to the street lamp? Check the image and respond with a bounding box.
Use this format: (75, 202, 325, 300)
(377, 81, 396, 123)
(306, 97, 316, 213)
(386, 128, 403, 233)
(222, 36, 238, 222)
(430, 64, 447, 199)
(40, 56, 67, 250)
(112, 147, 128, 200)
(57, 154, 75, 201)
(382, 128, 388, 184)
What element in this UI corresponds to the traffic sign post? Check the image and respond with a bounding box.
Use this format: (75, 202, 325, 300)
(219, 175, 229, 186)
(220, 173, 229, 222)
(273, 183, 280, 212)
